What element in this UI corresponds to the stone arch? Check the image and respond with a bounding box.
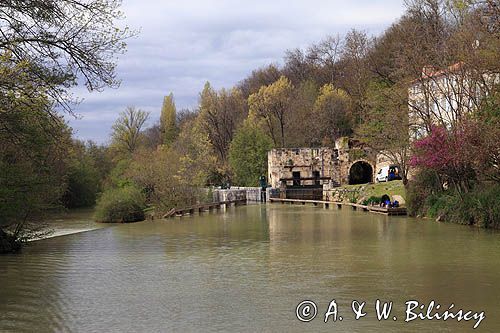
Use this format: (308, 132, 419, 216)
(348, 160, 374, 185)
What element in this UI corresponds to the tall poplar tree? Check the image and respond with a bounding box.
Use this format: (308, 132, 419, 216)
(160, 93, 178, 146)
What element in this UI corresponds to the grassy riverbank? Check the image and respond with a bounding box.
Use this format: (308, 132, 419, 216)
(332, 180, 406, 206)
(345, 180, 406, 201)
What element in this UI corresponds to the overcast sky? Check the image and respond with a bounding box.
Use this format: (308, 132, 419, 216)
(69, 0, 406, 143)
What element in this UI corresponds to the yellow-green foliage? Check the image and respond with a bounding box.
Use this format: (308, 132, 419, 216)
(160, 93, 177, 145)
(248, 76, 293, 147)
(94, 186, 146, 223)
(313, 84, 353, 144)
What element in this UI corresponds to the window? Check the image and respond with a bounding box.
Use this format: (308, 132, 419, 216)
(313, 171, 320, 185)
(292, 172, 301, 186)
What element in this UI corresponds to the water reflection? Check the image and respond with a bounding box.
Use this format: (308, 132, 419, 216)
(0, 204, 499, 332)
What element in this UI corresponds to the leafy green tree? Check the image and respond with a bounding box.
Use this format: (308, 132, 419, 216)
(313, 84, 353, 146)
(160, 93, 178, 145)
(0, 1, 132, 111)
(0, 56, 71, 247)
(229, 123, 273, 186)
(248, 76, 294, 147)
(63, 140, 109, 208)
(126, 146, 208, 214)
(111, 106, 150, 155)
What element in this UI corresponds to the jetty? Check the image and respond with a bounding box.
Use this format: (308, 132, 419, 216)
(163, 198, 247, 218)
(269, 197, 407, 216)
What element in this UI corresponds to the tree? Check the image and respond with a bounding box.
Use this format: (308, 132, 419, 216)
(198, 83, 246, 162)
(0, 0, 132, 112)
(356, 81, 411, 184)
(0, 0, 130, 250)
(474, 89, 500, 183)
(337, 29, 371, 122)
(111, 106, 150, 155)
(313, 84, 353, 146)
(306, 34, 344, 85)
(142, 123, 163, 149)
(63, 140, 102, 208)
(62, 140, 112, 209)
(410, 125, 476, 193)
(282, 48, 313, 84)
(126, 146, 208, 214)
(238, 64, 282, 99)
(248, 76, 294, 147)
(160, 93, 178, 145)
(229, 123, 273, 187)
(286, 80, 319, 147)
(0, 57, 72, 248)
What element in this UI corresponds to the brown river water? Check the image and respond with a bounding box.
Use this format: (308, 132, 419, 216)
(1, 204, 499, 332)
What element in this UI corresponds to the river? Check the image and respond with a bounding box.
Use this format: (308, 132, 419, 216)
(1, 204, 499, 332)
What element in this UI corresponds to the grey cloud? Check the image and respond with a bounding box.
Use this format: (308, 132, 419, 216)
(70, 0, 405, 143)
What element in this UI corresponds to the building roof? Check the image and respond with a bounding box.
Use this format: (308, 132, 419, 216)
(410, 62, 465, 86)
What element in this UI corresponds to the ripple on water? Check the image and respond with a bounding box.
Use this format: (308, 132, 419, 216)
(0, 205, 499, 332)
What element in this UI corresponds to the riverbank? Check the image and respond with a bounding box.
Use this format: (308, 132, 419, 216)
(325, 180, 406, 206)
(0, 230, 21, 254)
(407, 182, 500, 229)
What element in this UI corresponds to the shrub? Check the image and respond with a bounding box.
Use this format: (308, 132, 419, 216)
(363, 196, 381, 205)
(406, 169, 442, 216)
(411, 182, 500, 228)
(94, 186, 146, 223)
(424, 193, 453, 219)
(458, 184, 500, 228)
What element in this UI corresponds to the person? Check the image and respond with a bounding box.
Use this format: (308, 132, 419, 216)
(259, 176, 267, 202)
(393, 200, 400, 208)
(380, 194, 390, 207)
(388, 169, 395, 181)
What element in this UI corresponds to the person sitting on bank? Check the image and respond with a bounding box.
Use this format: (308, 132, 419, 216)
(380, 194, 391, 207)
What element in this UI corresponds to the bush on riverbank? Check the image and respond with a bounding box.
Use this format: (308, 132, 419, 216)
(0, 229, 21, 254)
(94, 186, 146, 223)
(362, 196, 381, 206)
(408, 178, 500, 228)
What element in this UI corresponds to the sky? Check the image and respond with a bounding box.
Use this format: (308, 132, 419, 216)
(69, 0, 406, 144)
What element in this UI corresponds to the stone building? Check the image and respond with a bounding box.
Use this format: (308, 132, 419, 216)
(267, 147, 336, 189)
(267, 138, 379, 191)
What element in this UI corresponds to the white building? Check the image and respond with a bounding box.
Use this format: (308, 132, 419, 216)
(408, 62, 498, 140)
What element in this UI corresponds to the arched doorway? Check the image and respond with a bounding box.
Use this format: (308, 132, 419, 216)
(348, 161, 373, 185)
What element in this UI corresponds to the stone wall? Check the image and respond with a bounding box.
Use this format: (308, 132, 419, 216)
(267, 138, 379, 189)
(213, 187, 262, 202)
(267, 148, 336, 188)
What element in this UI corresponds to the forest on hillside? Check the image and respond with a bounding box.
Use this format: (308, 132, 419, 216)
(1, 0, 499, 251)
